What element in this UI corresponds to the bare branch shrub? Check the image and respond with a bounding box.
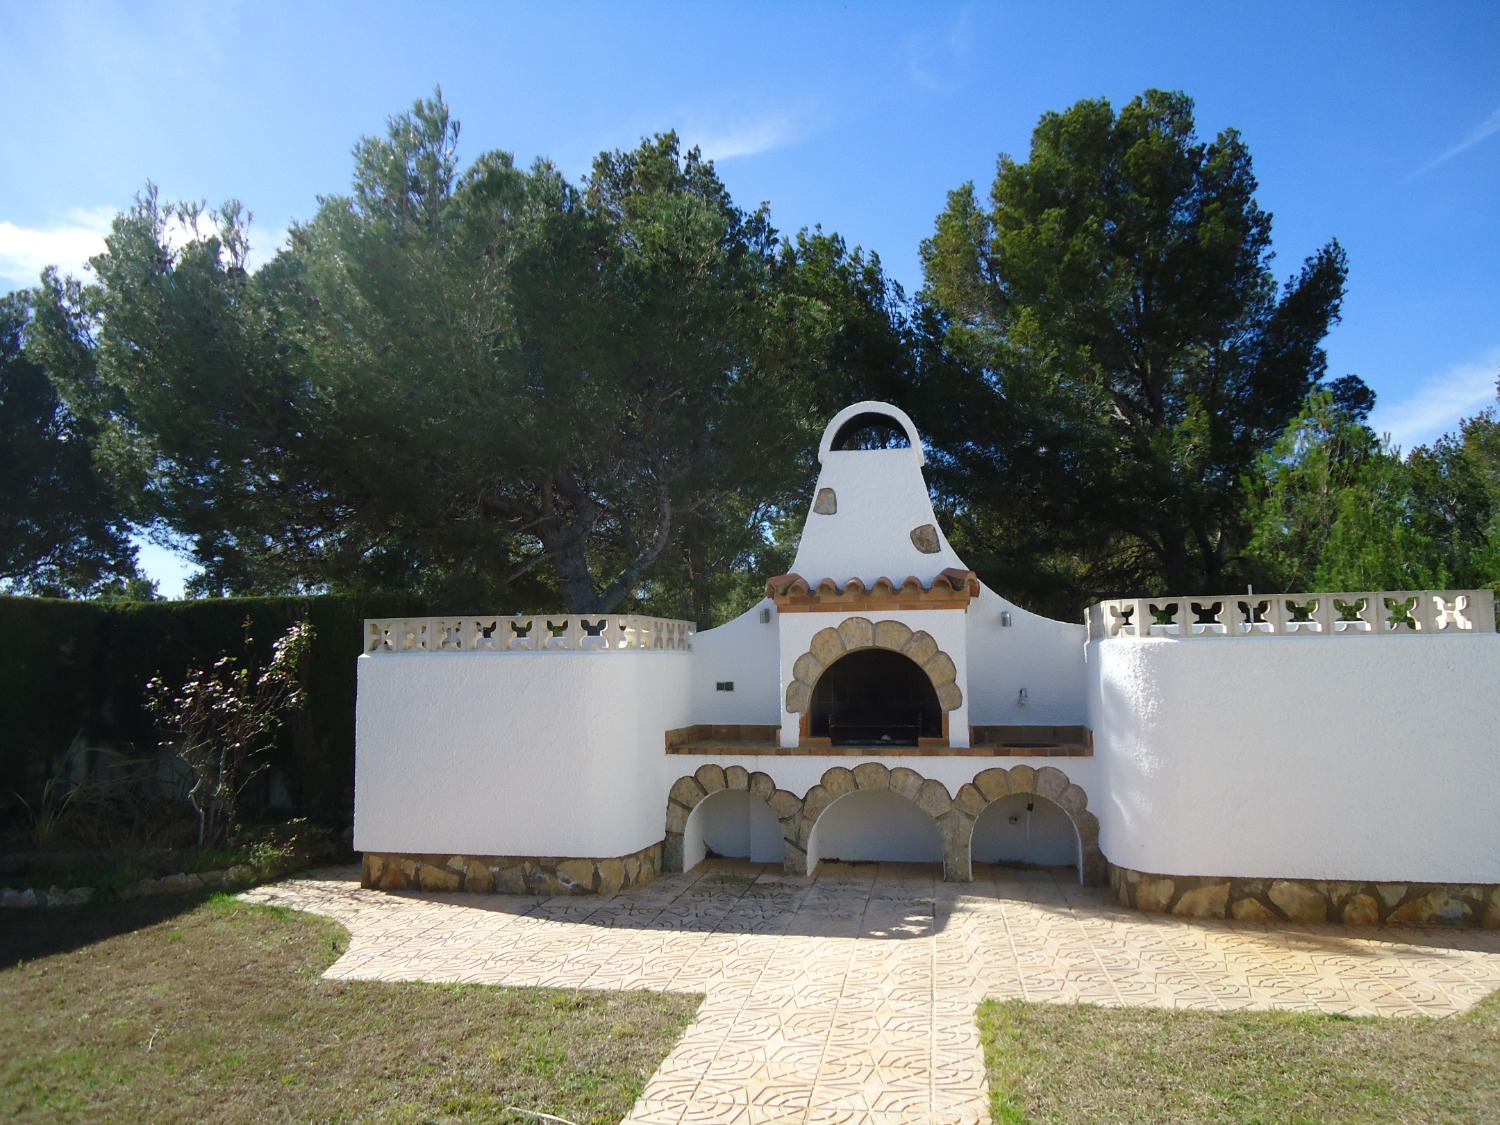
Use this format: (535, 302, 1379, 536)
(146, 619, 314, 849)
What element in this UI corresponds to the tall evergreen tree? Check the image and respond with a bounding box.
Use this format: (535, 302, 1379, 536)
(915, 90, 1347, 615)
(0, 291, 137, 595)
(32, 95, 889, 613)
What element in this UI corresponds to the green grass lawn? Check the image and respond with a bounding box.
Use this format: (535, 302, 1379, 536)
(980, 992, 1500, 1124)
(0, 892, 699, 1124)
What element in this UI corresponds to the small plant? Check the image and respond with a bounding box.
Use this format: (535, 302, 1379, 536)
(5, 735, 151, 850)
(146, 619, 314, 850)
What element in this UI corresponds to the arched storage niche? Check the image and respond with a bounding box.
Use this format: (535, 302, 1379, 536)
(663, 764, 803, 875)
(667, 762, 1105, 886)
(971, 793, 1079, 869)
(682, 788, 784, 870)
(809, 649, 942, 745)
(793, 763, 968, 881)
(957, 765, 1105, 885)
(806, 788, 944, 871)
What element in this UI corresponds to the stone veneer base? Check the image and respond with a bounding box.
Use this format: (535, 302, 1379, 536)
(1110, 864, 1500, 928)
(362, 841, 662, 896)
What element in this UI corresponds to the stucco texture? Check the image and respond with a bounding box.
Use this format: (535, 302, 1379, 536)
(354, 650, 691, 858)
(1089, 634, 1500, 884)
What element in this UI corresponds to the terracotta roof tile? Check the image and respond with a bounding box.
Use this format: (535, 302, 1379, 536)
(765, 570, 979, 599)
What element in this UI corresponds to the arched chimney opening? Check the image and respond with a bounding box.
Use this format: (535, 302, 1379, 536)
(830, 411, 913, 451)
(808, 649, 942, 745)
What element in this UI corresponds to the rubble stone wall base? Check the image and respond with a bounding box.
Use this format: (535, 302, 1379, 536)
(362, 841, 662, 896)
(1110, 864, 1500, 928)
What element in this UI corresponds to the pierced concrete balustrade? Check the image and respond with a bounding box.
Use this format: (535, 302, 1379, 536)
(364, 613, 695, 655)
(1088, 589, 1496, 641)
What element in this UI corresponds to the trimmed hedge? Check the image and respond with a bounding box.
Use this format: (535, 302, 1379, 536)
(0, 592, 427, 826)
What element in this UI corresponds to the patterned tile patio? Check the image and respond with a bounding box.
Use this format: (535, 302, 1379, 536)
(241, 862, 1500, 1125)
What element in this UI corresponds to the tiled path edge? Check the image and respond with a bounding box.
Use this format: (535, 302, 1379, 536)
(242, 863, 1500, 1125)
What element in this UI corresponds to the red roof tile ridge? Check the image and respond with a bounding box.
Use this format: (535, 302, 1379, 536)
(766, 569, 979, 597)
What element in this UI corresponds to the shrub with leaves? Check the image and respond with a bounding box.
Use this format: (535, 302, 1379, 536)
(145, 618, 314, 848)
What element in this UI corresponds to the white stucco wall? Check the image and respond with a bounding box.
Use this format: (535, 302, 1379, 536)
(354, 651, 691, 858)
(688, 598, 781, 725)
(1088, 635, 1500, 883)
(965, 585, 1087, 725)
(790, 402, 966, 588)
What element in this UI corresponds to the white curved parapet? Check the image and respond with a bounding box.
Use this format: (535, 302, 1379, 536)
(364, 614, 695, 654)
(1087, 589, 1496, 640)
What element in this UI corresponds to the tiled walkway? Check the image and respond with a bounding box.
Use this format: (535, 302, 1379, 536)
(242, 862, 1500, 1125)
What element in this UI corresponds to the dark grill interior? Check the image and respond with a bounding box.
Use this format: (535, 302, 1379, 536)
(809, 649, 942, 745)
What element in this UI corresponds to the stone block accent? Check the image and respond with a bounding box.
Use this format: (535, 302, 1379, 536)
(1174, 882, 1231, 918)
(1231, 897, 1280, 924)
(694, 763, 727, 793)
(901, 631, 939, 666)
(1342, 893, 1380, 926)
(890, 766, 926, 801)
(1033, 766, 1069, 801)
(1109, 864, 1500, 929)
(953, 782, 987, 818)
(973, 767, 1011, 801)
(822, 766, 857, 798)
(801, 784, 833, 826)
(837, 616, 875, 650)
(1270, 880, 1328, 923)
(910, 523, 940, 553)
(915, 779, 953, 817)
(813, 487, 837, 514)
(873, 619, 910, 651)
(670, 775, 707, 806)
(784, 681, 812, 714)
(1057, 784, 1088, 817)
(361, 841, 664, 897)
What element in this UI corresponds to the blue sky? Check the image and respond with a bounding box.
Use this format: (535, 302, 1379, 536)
(1, 1, 1496, 595)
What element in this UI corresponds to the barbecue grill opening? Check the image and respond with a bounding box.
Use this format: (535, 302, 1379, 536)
(808, 648, 942, 745)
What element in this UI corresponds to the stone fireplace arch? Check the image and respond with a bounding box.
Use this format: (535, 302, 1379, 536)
(785, 616, 961, 720)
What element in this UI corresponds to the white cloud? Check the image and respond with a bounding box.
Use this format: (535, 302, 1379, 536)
(1408, 106, 1500, 180)
(0, 206, 115, 287)
(246, 225, 289, 271)
(689, 115, 800, 162)
(1368, 346, 1500, 452)
(0, 206, 288, 289)
(907, 4, 976, 92)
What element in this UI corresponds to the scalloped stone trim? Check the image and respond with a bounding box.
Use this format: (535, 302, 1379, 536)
(664, 762, 1103, 884)
(784, 616, 962, 715)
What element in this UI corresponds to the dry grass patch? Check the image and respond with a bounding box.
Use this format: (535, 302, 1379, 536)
(0, 892, 699, 1123)
(980, 993, 1500, 1124)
